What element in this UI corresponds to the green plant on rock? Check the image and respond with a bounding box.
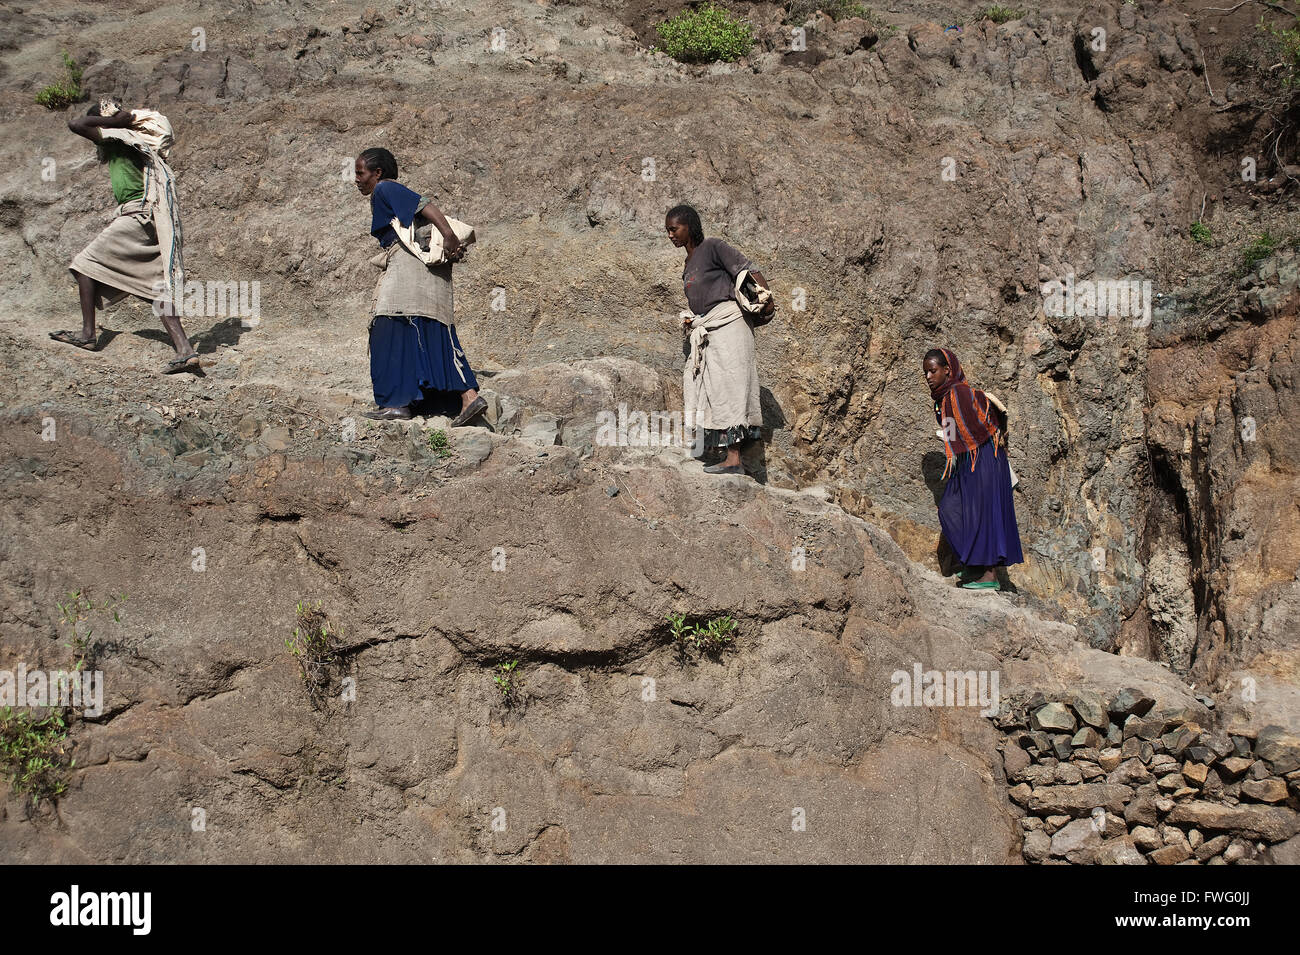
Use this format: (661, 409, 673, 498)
(0, 707, 73, 805)
(979, 5, 1023, 23)
(1189, 221, 1213, 245)
(493, 659, 521, 708)
(1241, 230, 1279, 273)
(656, 3, 755, 64)
(285, 600, 341, 705)
(667, 612, 739, 658)
(57, 589, 127, 672)
(35, 52, 83, 110)
(426, 428, 451, 458)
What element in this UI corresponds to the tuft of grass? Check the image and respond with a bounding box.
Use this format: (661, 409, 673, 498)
(1190, 221, 1214, 245)
(492, 660, 521, 708)
(979, 5, 1023, 24)
(0, 707, 73, 805)
(785, 0, 865, 22)
(1241, 230, 1279, 273)
(1259, 13, 1300, 89)
(57, 589, 127, 672)
(656, 3, 755, 64)
(667, 612, 739, 659)
(785, 1, 896, 36)
(35, 52, 83, 110)
(425, 428, 451, 458)
(284, 600, 341, 706)
(1221, 47, 1254, 74)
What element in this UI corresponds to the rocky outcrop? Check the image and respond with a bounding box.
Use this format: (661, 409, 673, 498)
(1, 0, 1298, 860)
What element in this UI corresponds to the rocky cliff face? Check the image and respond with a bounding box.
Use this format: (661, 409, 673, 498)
(0, 0, 1297, 862)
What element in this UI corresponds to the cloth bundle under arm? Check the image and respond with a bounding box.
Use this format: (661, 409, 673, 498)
(370, 178, 474, 264)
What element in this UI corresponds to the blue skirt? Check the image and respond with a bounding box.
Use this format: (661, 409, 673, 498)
(938, 438, 1024, 568)
(370, 315, 479, 413)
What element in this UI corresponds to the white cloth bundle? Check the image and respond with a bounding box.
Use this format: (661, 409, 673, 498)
(682, 299, 762, 441)
(389, 215, 476, 266)
(733, 268, 772, 314)
(99, 108, 175, 159)
(98, 108, 183, 306)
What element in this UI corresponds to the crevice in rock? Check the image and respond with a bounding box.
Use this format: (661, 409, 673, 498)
(1073, 33, 1099, 84)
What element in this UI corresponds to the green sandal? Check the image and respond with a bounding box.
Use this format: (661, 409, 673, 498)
(960, 580, 1001, 590)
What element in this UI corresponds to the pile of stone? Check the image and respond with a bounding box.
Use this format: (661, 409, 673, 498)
(996, 689, 1300, 864)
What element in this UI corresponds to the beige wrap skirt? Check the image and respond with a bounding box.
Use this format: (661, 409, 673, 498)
(684, 299, 762, 447)
(69, 199, 165, 306)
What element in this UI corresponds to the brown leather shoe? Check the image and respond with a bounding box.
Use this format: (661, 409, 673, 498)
(451, 396, 487, 428)
(362, 406, 412, 420)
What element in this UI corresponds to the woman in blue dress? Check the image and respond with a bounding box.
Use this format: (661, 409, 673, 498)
(923, 347, 1023, 589)
(354, 148, 486, 425)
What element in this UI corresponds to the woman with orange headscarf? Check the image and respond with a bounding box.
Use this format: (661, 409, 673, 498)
(922, 347, 1023, 589)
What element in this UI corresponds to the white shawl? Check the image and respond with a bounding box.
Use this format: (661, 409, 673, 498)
(99, 109, 184, 308)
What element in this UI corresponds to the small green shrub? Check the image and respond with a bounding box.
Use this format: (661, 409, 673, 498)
(1242, 231, 1279, 272)
(1189, 221, 1213, 245)
(0, 707, 73, 805)
(656, 3, 755, 64)
(493, 660, 521, 708)
(667, 612, 739, 658)
(285, 600, 341, 704)
(426, 428, 451, 458)
(979, 5, 1023, 24)
(35, 52, 83, 110)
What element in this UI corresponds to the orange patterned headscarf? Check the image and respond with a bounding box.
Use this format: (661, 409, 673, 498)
(929, 348, 1000, 477)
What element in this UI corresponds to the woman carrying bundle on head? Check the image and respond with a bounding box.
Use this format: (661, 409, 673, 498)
(665, 203, 774, 477)
(354, 147, 486, 426)
(54, 98, 199, 373)
(922, 347, 1023, 590)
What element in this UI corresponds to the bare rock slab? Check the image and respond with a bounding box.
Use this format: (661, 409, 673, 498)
(1165, 802, 1300, 843)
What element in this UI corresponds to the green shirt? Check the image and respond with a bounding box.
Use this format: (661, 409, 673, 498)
(104, 139, 145, 204)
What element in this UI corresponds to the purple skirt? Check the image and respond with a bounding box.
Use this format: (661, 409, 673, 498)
(938, 438, 1024, 568)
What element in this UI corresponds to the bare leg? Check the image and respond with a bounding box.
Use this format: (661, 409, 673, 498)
(722, 445, 742, 468)
(459, 387, 480, 412)
(158, 299, 196, 357)
(75, 271, 98, 341)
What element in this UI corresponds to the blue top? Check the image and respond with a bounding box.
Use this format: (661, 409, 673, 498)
(370, 179, 428, 248)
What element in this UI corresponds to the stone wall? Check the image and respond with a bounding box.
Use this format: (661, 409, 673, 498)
(1000, 692, 1300, 864)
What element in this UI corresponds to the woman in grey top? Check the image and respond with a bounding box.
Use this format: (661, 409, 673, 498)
(666, 204, 774, 476)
